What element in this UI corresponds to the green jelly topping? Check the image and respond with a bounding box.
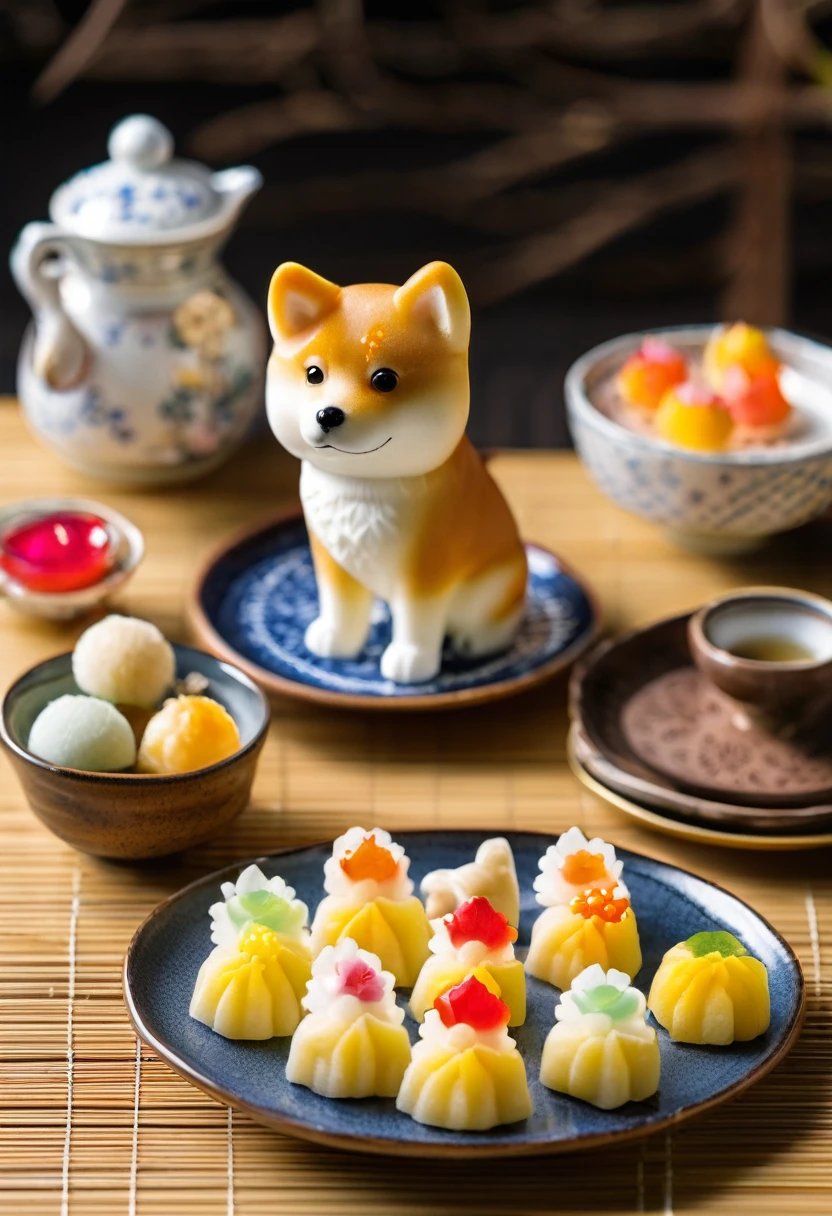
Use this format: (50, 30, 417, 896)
(573, 983, 641, 1021)
(226, 889, 306, 939)
(685, 930, 747, 959)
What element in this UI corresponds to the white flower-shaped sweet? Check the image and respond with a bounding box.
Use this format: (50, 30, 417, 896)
(419, 1007, 515, 1055)
(555, 964, 649, 1036)
(302, 938, 404, 1026)
(534, 826, 627, 908)
(322, 826, 413, 902)
(209, 864, 309, 948)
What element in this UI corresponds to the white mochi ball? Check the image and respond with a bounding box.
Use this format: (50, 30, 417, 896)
(28, 695, 137, 772)
(72, 614, 175, 707)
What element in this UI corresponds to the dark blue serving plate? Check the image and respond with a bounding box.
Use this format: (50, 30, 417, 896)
(124, 830, 804, 1157)
(190, 510, 599, 709)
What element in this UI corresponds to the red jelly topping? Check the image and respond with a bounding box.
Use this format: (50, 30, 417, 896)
(445, 897, 518, 950)
(0, 512, 113, 593)
(434, 974, 510, 1031)
(335, 958, 385, 1003)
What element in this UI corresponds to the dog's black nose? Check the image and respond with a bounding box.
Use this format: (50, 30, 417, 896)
(316, 406, 345, 434)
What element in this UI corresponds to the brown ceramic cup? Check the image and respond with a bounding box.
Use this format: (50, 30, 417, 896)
(688, 588, 832, 737)
(0, 644, 270, 860)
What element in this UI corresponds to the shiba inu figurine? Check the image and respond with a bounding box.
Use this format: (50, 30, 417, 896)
(266, 260, 527, 684)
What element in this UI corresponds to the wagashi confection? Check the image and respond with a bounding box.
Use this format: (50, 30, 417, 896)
(525, 886, 642, 990)
(396, 975, 532, 1130)
(27, 693, 136, 772)
(533, 826, 628, 910)
(420, 837, 520, 926)
(616, 337, 688, 411)
(286, 939, 411, 1098)
(137, 694, 241, 773)
(540, 964, 660, 1110)
(310, 827, 431, 987)
(721, 363, 791, 432)
(409, 896, 526, 1026)
(703, 322, 778, 392)
(189, 864, 312, 1040)
(655, 382, 734, 452)
(72, 614, 175, 707)
(648, 930, 770, 1045)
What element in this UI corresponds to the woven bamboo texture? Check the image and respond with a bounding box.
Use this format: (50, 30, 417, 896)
(0, 398, 830, 1215)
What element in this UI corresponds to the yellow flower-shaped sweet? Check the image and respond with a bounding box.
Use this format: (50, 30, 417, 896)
(648, 930, 770, 1045)
(526, 886, 642, 990)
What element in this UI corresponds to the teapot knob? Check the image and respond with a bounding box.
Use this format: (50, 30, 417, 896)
(108, 115, 173, 172)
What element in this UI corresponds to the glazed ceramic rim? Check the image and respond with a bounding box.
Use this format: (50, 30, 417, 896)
(568, 727, 832, 851)
(565, 324, 832, 466)
(691, 585, 832, 672)
(187, 505, 603, 712)
(122, 829, 806, 1158)
(0, 495, 144, 607)
(0, 642, 271, 784)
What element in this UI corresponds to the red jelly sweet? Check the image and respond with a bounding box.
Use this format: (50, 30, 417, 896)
(0, 512, 113, 593)
(445, 897, 518, 951)
(335, 958, 385, 1003)
(434, 974, 511, 1031)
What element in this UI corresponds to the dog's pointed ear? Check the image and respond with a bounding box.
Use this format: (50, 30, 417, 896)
(268, 262, 341, 344)
(393, 262, 470, 353)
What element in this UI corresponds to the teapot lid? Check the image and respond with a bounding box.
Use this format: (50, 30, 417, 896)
(49, 115, 261, 242)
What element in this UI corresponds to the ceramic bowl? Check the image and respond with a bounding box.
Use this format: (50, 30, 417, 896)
(0, 644, 270, 860)
(565, 326, 832, 555)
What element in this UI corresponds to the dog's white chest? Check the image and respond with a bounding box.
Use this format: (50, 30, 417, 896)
(300, 462, 410, 596)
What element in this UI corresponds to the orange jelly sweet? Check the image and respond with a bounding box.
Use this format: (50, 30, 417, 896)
(570, 887, 631, 924)
(445, 897, 518, 950)
(561, 849, 608, 888)
(434, 974, 511, 1031)
(655, 382, 733, 452)
(617, 337, 688, 411)
(722, 365, 790, 429)
(340, 835, 399, 882)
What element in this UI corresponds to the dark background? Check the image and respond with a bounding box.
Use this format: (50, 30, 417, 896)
(3, 0, 832, 448)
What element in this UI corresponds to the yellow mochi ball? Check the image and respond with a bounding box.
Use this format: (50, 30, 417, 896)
(138, 694, 241, 774)
(648, 931, 770, 1045)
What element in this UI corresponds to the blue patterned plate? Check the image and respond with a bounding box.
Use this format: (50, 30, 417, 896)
(124, 830, 804, 1158)
(190, 510, 599, 709)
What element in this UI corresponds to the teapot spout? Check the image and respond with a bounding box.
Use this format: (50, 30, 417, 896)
(210, 166, 263, 219)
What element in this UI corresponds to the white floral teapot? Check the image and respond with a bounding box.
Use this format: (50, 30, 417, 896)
(11, 114, 266, 484)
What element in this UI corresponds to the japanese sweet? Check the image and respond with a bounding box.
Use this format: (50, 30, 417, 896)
(648, 930, 770, 1045)
(420, 836, 520, 926)
(27, 694, 136, 772)
(526, 886, 642, 990)
(396, 974, 532, 1130)
(540, 965, 660, 1110)
(190, 864, 312, 1040)
(617, 337, 687, 411)
(656, 383, 734, 453)
(410, 896, 526, 1026)
(73, 614, 175, 707)
(265, 259, 528, 684)
(137, 694, 240, 774)
(286, 939, 411, 1099)
(533, 826, 628, 909)
(310, 827, 431, 986)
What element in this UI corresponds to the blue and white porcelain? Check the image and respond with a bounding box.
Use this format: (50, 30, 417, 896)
(192, 513, 599, 709)
(10, 115, 266, 485)
(566, 326, 832, 555)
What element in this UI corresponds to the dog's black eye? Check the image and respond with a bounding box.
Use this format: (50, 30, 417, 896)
(306, 365, 324, 385)
(371, 368, 398, 393)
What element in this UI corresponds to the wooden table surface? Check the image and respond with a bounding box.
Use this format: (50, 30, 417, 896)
(1, 398, 830, 1216)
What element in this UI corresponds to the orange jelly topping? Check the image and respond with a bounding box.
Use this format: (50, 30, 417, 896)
(561, 849, 609, 888)
(339, 835, 399, 882)
(570, 887, 630, 924)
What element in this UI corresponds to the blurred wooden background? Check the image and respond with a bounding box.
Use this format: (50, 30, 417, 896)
(3, 0, 832, 446)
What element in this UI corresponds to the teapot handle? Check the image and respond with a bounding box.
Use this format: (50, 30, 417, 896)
(10, 222, 91, 391)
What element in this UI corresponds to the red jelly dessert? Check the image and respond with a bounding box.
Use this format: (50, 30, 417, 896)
(617, 337, 688, 411)
(340, 834, 399, 883)
(445, 897, 518, 950)
(0, 512, 113, 593)
(435, 974, 511, 1030)
(335, 957, 385, 1003)
(570, 887, 631, 924)
(722, 365, 791, 429)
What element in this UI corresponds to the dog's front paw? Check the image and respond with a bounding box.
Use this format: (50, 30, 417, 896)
(304, 617, 363, 659)
(380, 641, 440, 684)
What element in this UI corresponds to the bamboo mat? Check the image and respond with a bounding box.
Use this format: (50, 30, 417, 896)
(1, 397, 831, 1215)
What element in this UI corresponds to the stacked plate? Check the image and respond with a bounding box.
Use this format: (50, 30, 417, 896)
(569, 613, 832, 850)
